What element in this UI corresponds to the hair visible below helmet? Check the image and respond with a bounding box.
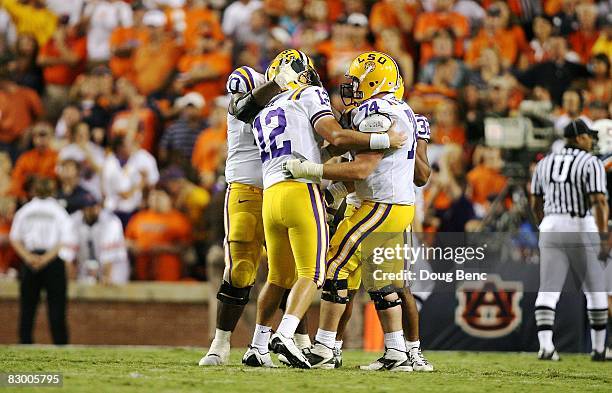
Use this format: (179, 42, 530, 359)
(265, 49, 316, 90)
(341, 51, 401, 106)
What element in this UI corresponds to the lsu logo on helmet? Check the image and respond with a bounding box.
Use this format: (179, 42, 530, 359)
(341, 51, 401, 106)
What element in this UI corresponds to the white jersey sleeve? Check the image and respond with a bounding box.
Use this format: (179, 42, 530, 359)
(295, 86, 334, 128)
(225, 66, 267, 188)
(351, 94, 417, 205)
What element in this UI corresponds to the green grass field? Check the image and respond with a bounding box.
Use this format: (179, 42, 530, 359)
(1, 346, 610, 393)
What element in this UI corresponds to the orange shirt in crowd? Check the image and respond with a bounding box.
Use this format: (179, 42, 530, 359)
(466, 164, 507, 205)
(109, 27, 149, 78)
(10, 148, 58, 198)
(191, 126, 227, 176)
(432, 125, 466, 145)
(110, 108, 158, 153)
(466, 30, 519, 68)
(39, 35, 87, 86)
(0, 84, 44, 144)
(569, 30, 600, 64)
(0, 221, 17, 273)
(182, 8, 224, 49)
(414, 11, 469, 65)
(132, 39, 182, 96)
(178, 51, 232, 107)
(125, 209, 192, 281)
(369, 0, 419, 33)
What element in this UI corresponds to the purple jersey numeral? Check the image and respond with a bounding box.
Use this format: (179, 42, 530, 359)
(254, 108, 292, 163)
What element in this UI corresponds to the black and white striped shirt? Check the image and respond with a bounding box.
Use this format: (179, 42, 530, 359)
(531, 147, 608, 217)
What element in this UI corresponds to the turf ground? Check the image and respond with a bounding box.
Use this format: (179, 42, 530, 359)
(0, 346, 610, 393)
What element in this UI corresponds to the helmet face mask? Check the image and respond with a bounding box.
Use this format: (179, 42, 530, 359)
(265, 49, 317, 90)
(340, 76, 363, 107)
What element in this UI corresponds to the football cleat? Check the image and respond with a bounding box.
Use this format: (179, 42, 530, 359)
(333, 347, 343, 369)
(537, 348, 560, 361)
(302, 341, 335, 369)
(359, 348, 413, 372)
(408, 347, 434, 372)
(269, 332, 311, 369)
(591, 351, 606, 362)
(198, 351, 228, 366)
(606, 347, 612, 360)
(242, 345, 277, 368)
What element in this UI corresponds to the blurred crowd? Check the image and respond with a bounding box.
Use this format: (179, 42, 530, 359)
(0, 0, 610, 283)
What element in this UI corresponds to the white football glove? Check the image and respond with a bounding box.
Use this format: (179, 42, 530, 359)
(274, 59, 305, 90)
(415, 114, 431, 143)
(282, 159, 323, 182)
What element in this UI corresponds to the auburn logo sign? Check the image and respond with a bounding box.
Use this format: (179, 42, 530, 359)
(455, 275, 523, 338)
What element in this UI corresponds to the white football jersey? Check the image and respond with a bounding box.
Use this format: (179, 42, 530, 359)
(350, 94, 417, 205)
(253, 85, 334, 189)
(225, 66, 267, 188)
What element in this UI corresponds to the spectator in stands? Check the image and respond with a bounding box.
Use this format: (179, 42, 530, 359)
(551, 0, 579, 36)
(181, 0, 225, 48)
(431, 99, 466, 145)
(485, 77, 512, 118)
(10, 176, 72, 344)
(553, 88, 591, 135)
(45, 0, 85, 26)
(177, 29, 232, 108)
(159, 92, 206, 167)
(369, 0, 419, 36)
(102, 135, 159, 228)
(58, 122, 105, 199)
(83, 0, 133, 64)
(109, 5, 146, 79)
(54, 105, 81, 142)
(10, 122, 58, 201)
(587, 53, 611, 103)
(37, 19, 87, 120)
(0, 195, 17, 275)
(414, 0, 469, 65)
(530, 15, 554, 64)
(192, 95, 228, 189)
(376, 28, 415, 90)
(516, 34, 591, 106)
(0, 0, 57, 46)
(132, 9, 182, 95)
(0, 152, 11, 196)
(110, 93, 158, 153)
(278, 0, 303, 37)
(55, 159, 90, 214)
(468, 47, 504, 89)
(465, 3, 518, 70)
(222, 0, 262, 40)
(466, 146, 507, 211)
(568, 2, 599, 64)
(126, 188, 192, 281)
(68, 193, 129, 285)
(591, 17, 611, 61)
(0, 67, 44, 162)
(8, 34, 44, 95)
(418, 29, 467, 90)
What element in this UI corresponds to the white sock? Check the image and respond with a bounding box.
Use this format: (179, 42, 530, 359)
(537, 330, 554, 351)
(384, 331, 406, 352)
(277, 314, 300, 338)
(294, 333, 312, 350)
(591, 328, 606, 353)
(210, 329, 231, 351)
(251, 324, 272, 351)
(334, 340, 343, 351)
(406, 340, 420, 350)
(314, 328, 336, 349)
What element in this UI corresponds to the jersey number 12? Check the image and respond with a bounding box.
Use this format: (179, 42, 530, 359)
(254, 108, 292, 163)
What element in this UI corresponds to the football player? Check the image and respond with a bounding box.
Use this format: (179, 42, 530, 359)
(284, 51, 423, 371)
(242, 50, 407, 369)
(199, 55, 313, 366)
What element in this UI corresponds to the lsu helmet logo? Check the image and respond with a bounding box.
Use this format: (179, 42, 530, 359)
(455, 275, 523, 338)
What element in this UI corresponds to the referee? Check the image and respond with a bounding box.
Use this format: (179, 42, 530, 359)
(9, 177, 73, 345)
(530, 119, 610, 362)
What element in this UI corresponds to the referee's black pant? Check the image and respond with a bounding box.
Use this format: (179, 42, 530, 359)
(19, 256, 68, 345)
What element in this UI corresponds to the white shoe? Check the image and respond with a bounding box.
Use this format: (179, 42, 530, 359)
(269, 332, 311, 369)
(198, 346, 229, 366)
(359, 348, 413, 372)
(242, 345, 277, 368)
(302, 341, 335, 369)
(538, 348, 560, 361)
(408, 347, 434, 372)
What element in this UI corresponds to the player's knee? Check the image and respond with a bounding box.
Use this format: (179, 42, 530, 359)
(321, 279, 350, 304)
(535, 292, 560, 309)
(229, 257, 257, 288)
(369, 287, 402, 311)
(217, 281, 252, 306)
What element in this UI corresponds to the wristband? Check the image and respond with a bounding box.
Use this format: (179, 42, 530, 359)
(369, 133, 390, 150)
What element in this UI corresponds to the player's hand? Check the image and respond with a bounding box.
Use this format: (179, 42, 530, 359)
(387, 123, 407, 149)
(282, 159, 323, 182)
(274, 59, 304, 90)
(598, 238, 610, 262)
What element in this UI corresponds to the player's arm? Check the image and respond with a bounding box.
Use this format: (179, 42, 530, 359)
(589, 192, 610, 260)
(314, 116, 406, 151)
(414, 140, 430, 186)
(530, 194, 544, 225)
(230, 60, 306, 123)
(284, 150, 383, 183)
